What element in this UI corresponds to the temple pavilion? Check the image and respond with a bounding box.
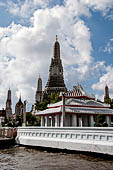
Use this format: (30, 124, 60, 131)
(36, 84, 113, 127)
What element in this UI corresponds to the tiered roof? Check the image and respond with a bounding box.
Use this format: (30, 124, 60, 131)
(61, 84, 95, 100)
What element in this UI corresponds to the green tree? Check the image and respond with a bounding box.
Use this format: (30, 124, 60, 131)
(96, 114, 108, 127)
(35, 93, 61, 111)
(48, 93, 61, 104)
(104, 98, 111, 104)
(26, 112, 38, 126)
(16, 115, 23, 126)
(35, 100, 49, 111)
(110, 99, 113, 109)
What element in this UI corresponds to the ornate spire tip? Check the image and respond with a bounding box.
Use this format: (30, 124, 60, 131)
(39, 73, 40, 78)
(56, 35, 58, 41)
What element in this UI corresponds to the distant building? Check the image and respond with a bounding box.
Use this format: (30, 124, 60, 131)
(104, 84, 110, 103)
(44, 35, 67, 95)
(0, 109, 6, 125)
(35, 74, 43, 103)
(6, 88, 12, 119)
(15, 95, 24, 117)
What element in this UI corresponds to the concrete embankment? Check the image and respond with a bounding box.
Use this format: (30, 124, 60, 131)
(16, 127, 113, 155)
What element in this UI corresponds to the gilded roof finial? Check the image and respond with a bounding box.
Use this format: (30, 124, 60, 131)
(56, 35, 58, 41)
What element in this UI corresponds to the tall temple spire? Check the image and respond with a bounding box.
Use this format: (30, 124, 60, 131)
(56, 35, 58, 41)
(104, 84, 110, 103)
(53, 35, 60, 59)
(6, 88, 12, 119)
(15, 93, 24, 117)
(35, 74, 43, 102)
(44, 36, 67, 95)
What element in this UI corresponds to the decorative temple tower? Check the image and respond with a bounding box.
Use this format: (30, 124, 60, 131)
(104, 84, 110, 103)
(15, 94, 24, 117)
(6, 88, 12, 119)
(44, 35, 67, 95)
(35, 74, 43, 102)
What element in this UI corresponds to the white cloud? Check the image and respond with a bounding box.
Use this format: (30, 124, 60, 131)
(0, 2, 5, 7)
(104, 39, 113, 54)
(4, 0, 49, 23)
(0, 3, 94, 111)
(81, 0, 113, 11)
(65, 0, 113, 18)
(64, 0, 90, 17)
(2, 0, 113, 23)
(106, 13, 113, 20)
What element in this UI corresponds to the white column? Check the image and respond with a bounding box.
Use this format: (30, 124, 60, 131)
(61, 93, 65, 127)
(47, 117, 51, 126)
(80, 117, 83, 127)
(45, 116, 47, 127)
(78, 117, 82, 127)
(106, 116, 111, 127)
(55, 114, 60, 127)
(51, 116, 53, 127)
(41, 116, 44, 127)
(72, 114, 77, 127)
(90, 115, 94, 127)
(57, 114, 60, 127)
(61, 114, 63, 127)
(55, 115, 57, 127)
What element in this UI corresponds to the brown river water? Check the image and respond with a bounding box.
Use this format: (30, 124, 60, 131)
(0, 146, 113, 170)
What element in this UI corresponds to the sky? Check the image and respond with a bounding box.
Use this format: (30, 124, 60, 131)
(0, 0, 113, 112)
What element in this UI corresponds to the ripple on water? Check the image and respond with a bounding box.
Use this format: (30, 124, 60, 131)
(0, 146, 113, 170)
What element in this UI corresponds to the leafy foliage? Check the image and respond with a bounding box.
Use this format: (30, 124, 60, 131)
(35, 93, 61, 111)
(26, 112, 39, 126)
(95, 114, 108, 127)
(104, 98, 113, 109)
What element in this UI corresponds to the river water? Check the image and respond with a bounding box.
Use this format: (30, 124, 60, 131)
(0, 146, 113, 170)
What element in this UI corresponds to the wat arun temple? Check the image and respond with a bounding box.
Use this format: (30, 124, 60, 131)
(35, 35, 67, 103)
(0, 35, 112, 128)
(35, 35, 110, 104)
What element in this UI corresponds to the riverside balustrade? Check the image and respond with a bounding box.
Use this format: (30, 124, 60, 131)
(0, 128, 14, 138)
(16, 127, 113, 155)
